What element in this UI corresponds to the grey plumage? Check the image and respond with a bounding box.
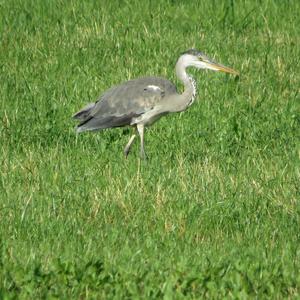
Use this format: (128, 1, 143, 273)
(75, 77, 176, 132)
(73, 49, 239, 158)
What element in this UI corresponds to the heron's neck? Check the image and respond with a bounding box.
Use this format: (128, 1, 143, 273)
(175, 63, 197, 111)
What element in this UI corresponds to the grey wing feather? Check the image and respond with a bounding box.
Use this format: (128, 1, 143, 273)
(75, 77, 177, 132)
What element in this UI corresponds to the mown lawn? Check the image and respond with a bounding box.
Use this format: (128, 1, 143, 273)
(0, 0, 300, 298)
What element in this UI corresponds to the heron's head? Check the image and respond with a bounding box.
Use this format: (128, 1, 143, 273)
(179, 49, 239, 76)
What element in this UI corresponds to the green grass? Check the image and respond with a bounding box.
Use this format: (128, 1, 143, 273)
(1, 0, 300, 298)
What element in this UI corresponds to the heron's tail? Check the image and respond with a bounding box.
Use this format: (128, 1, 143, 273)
(72, 102, 95, 120)
(75, 125, 88, 133)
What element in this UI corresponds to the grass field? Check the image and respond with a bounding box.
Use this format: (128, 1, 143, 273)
(1, 0, 300, 298)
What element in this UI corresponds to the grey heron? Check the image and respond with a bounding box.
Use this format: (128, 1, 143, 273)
(73, 49, 239, 158)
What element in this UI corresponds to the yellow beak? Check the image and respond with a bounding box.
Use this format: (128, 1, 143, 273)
(205, 61, 239, 76)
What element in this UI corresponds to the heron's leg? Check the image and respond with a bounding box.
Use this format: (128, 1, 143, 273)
(124, 134, 136, 158)
(137, 124, 146, 159)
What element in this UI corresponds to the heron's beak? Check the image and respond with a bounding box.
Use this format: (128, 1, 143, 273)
(203, 60, 239, 76)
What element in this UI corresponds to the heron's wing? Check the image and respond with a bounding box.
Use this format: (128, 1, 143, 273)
(76, 77, 177, 132)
